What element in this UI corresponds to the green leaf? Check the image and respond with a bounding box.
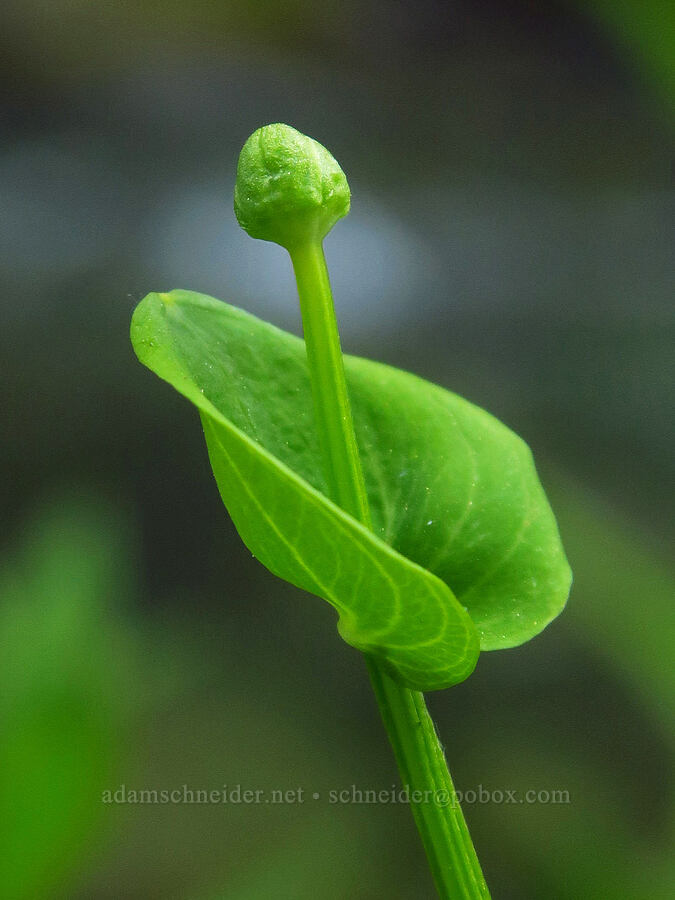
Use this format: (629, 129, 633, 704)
(131, 290, 570, 690)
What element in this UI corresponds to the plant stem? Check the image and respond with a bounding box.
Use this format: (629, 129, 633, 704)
(290, 241, 371, 526)
(366, 661, 489, 898)
(289, 240, 490, 899)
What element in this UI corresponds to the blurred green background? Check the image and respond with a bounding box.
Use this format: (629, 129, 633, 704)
(1, 1, 673, 898)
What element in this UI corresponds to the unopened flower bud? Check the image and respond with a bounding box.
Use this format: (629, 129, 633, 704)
(234, 123, 350, 250)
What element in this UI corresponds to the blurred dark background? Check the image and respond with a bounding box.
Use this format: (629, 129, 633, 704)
(1, 1, 673, 898)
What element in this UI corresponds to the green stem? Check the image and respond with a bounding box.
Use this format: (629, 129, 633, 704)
(366, 662, 489, 899)
(290, 241, 371, 526)
(289, 240, 490, 899)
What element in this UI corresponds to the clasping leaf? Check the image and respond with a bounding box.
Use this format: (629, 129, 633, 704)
(131, 289, 571, 691)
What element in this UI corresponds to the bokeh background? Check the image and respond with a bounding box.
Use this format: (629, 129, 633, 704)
(1, 1, 673, 898)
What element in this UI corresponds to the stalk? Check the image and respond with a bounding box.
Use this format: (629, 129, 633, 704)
(234, 122, 490, 898)
(290, 240, 490, 900)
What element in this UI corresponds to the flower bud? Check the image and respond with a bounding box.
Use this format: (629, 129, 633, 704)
(234, 123, 350, 250)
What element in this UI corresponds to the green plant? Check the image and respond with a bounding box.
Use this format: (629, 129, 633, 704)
(131, 124, 571, 898)
(0, 495, 135, 899)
